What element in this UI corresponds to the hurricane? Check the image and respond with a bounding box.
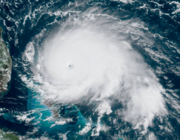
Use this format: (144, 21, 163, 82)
(0, 0, 180, 139)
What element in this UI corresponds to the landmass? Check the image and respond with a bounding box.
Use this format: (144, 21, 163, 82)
(0, 27, 12, 98)
(0, 27, 19, 139)
(0, 128, 19, 140)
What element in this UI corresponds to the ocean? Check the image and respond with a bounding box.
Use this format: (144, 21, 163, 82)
(0, 0, 180, 139)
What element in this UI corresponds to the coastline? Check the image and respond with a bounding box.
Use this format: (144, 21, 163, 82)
(0, 26, 12, 98)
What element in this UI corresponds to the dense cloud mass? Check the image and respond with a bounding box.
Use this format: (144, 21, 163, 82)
(2, 0, 180, 139)
(22, 14, 167, 132)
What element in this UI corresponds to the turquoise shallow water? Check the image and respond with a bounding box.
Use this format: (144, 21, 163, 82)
(0, 0, 180, 139)
(28, 89, 89, 135)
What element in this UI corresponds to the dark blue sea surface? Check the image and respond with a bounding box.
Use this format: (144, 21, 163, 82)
(0, 0, 180, 139)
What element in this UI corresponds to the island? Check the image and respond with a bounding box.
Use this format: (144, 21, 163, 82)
(0, 129, 19, 140)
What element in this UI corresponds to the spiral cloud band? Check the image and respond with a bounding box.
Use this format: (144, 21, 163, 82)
(22, 13, 167, 132)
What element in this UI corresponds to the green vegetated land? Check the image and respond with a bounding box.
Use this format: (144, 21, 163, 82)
(0, 27, 19, 140)
(0, 129, 19, 140)
(0, 27, 12, 98)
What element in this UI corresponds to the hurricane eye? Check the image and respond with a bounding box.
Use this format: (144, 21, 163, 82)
(68, 64, 73, 69)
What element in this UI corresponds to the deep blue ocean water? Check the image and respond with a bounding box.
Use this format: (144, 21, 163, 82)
(0, 0, 180, 139)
